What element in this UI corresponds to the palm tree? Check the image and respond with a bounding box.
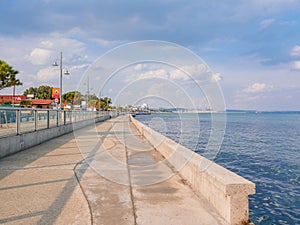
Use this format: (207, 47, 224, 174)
(0, 60, 22, 91)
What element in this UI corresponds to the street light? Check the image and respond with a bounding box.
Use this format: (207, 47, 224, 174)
(52, 52, 70, 110)
(86, 74, 89, 110)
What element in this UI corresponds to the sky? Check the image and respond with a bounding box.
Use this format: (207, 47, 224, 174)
(0, 0, 300, 110)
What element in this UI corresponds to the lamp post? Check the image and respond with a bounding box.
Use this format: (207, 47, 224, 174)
(87, 75, 89, 110)
(12, 84, 15, 108)
(99, 91, 101, 111)
(52, 52, 70, 110)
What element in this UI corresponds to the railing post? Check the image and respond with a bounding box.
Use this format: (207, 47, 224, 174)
(47, 110, 50, 128)
(64, 111, 66, 125)
(34, 110, 38, 131)
(16, 109, 21, 135)
(0, 110, 2, 128)
(56, 110, 59, 126)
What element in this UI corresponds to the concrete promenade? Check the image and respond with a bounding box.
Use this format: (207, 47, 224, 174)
(0, 115, 227, 225)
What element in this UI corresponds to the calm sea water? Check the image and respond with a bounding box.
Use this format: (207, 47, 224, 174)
(135, 112, 300, 225)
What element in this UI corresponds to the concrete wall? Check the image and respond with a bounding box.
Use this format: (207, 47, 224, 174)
(130, 116, 255, 225)
(0, 115, 110, 159)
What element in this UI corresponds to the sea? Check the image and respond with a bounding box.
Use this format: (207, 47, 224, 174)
(135, 112, 300, 225)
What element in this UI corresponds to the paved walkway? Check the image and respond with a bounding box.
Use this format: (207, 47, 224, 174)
(0, 115, 225, 225)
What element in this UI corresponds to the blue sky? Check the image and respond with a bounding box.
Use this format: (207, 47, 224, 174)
(0, 0, 300, 110)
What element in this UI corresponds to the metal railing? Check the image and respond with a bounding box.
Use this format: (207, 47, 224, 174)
(0, 107, 112, 138)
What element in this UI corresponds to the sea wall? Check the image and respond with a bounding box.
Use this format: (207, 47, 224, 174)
(0, 115, 111, 159)
(130, 115, 256, 225)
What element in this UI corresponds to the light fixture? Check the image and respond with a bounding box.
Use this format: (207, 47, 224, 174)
(52, 61, 58, 67)
(64, 68, 70, 75)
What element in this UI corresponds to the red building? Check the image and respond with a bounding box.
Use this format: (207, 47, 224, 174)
(0, 95, 25, 104)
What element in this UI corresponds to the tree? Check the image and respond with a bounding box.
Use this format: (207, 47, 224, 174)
(88, 99, 99, 108)
(62, 91, 83, 105)
(101, 97, 112, 111)
(88, 94, 98, 101)
(20, 100, 32, 108)
(0, 60, 22, 90)
(37, 85, 52, 99)
(23, 85, 52, 99)
(87, 97, 111, 110)
(23, 87, 38, 98)
(3, 101, 11, 105)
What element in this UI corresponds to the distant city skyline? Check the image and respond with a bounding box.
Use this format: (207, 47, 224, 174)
(0, 0, 300, 111)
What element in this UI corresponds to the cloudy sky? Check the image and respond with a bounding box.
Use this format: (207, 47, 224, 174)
(1, 0, 300, 110)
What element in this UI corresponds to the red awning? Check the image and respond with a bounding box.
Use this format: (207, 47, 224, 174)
(31, 99, 55, 105)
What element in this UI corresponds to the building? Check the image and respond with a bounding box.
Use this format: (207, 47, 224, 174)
(0, 95, 25, 105)
(0, 95, 55, 109)
(30, 99, 55, 109)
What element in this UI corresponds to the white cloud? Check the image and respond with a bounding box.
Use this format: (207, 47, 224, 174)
(292, 61, 300, 70)
(36, 67, 59, 81)
(169, 69, 190, 81)
(291, 45, 300, 57)
(41, 40, 54, 48)
(168, 64, 210, 81)
(212, 73, 222, 82)
(134, 64, 147, 71)
(28, 48, 53, 65)
(180, 64, 208, 76)
(259, 18, 275, 30)
(137, 69, 168, 80)
(70, 64, 89, 70)
(132, 63, 219, 83)
(89, 38, 123, 47)
(243, 83, 273, 93)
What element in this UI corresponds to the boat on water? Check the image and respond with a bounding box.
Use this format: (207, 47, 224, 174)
(131, 111, 151, 117)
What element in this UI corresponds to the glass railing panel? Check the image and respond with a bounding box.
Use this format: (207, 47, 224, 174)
(20, 109, 35, 133)
(65, 111, 72, 124)
(58, 111, 64, 126)
(0, 109, 17, 136)
(49, 110, 58, 128)
(36, 110, 48, 130)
